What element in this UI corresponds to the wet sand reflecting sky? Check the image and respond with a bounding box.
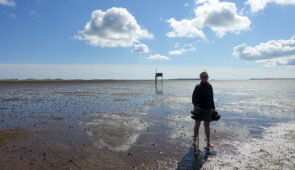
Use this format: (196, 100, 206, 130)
(0, 80, 294, 169)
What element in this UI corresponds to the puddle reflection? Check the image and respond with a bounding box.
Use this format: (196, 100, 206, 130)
(82, 112, 148, 151)
(155, 83, 163, 94)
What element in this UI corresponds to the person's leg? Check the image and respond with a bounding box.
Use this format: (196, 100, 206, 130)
(193, 120, 201, 145)
(204, 121, 214, 147)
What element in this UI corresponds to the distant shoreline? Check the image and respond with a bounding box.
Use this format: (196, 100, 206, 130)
(0, 78, 294, 82)
(0, 78, 199, 83)
(249, 78, 295, 80)
(0, 79, 147, 83)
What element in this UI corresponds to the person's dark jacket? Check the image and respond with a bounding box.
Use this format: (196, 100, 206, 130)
(192, 82, 215, 109)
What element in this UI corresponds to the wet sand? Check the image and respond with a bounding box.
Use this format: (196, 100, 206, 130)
(0, 80, 295, 169)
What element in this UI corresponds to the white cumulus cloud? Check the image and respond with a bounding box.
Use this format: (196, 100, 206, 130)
(147, 54, 170, 60)
(169, 49, 187, 55)
(233, 36, 295, 68)
(132, 43, 150, 53)
(166, 0, 251, 38)
(0, 0, 15, 6)
(169, 47, 196, 55)
(166, 18, 205, 39)
(75, 7, 153, 47)
(246, 0, 295, 13)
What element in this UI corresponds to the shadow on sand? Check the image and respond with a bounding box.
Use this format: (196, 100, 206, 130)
(176, 145, 216, 170)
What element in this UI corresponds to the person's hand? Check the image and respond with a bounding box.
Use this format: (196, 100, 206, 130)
(193, 106, 199, 111)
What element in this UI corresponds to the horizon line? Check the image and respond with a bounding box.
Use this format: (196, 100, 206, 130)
(1, 78, 295, 82)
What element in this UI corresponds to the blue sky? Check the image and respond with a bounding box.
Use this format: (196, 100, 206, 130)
(1, 0, 295, 79)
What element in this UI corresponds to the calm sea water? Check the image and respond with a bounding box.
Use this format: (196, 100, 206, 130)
(0, 80, 294, 169)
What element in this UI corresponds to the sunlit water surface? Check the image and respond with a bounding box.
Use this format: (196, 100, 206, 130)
(0, 80, 294, 169)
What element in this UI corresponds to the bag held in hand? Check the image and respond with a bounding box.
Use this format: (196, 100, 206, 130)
(191, 109, 221, 121)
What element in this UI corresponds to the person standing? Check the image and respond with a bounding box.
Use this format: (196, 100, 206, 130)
(192, 71, 215, 149)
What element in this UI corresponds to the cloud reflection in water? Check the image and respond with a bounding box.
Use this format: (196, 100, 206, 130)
(82, 112, 148, 151)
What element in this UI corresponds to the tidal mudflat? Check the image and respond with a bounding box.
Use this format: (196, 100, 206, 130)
(0, 80, 294, 169)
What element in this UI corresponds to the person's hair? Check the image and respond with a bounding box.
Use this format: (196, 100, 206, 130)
(199, 71, 208, 78)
